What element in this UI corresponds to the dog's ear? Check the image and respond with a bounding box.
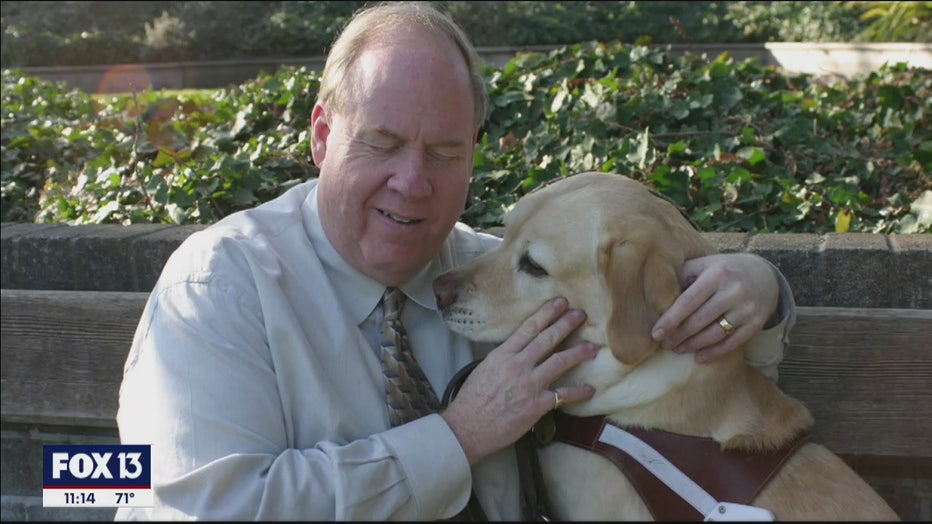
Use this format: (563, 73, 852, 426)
(601, 237, 684, 365)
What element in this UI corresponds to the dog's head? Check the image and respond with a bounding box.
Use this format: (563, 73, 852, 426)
(434, 172, 716, 409)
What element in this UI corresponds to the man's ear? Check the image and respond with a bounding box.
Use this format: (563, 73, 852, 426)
(310, 103, 330, 166)
(602, 238, 683, 366)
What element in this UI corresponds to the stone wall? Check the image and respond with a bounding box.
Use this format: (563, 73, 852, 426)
(2, 223, 930, 308)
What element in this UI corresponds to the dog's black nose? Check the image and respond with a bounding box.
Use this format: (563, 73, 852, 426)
(432, 272, 459, 310)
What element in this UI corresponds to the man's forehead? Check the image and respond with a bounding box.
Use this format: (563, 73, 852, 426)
(356, 36, 461, 78)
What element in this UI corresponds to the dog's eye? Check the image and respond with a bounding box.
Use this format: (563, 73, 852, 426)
(519, 253, 548, 278)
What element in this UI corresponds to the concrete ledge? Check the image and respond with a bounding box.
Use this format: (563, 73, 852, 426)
(15, 43, 932, 93)
(3, 223, 930, 308)
(1, 223, 203, 293)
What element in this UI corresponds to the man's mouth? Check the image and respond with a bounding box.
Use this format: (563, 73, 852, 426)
(378, 209, 421, 225)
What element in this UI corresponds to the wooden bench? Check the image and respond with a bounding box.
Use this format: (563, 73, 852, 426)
(2, 288, 930, 520)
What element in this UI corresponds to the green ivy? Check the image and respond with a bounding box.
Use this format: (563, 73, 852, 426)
(467, 43, 931, 233)
(2, 67, 318, 224)
(2, 43, 930, 233)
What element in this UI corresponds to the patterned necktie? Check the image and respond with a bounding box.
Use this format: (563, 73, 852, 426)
(379, 288, 488, 520)
(380, 287, 440, 426)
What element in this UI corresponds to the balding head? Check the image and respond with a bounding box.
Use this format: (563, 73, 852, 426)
(316, 2, 488, 133)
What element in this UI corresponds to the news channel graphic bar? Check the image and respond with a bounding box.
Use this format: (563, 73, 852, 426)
(43, 444, 152, 508)
(43, 488, 154, 508)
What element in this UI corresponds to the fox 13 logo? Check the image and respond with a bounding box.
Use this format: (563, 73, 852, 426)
(43, 444, 153, 508)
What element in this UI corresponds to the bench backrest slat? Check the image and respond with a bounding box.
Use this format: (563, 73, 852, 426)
(1, 289, 145, 427)
(778, 307, 932, 464)
(2, 289, 930, 464)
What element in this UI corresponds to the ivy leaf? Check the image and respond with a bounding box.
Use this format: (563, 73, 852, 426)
(835, 209, 853, 233)
(626, 127, 651, 169)
(550, 88, 568, 113)
(737, 146, 767, 166)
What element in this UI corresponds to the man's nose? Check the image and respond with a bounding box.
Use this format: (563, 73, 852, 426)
(388, 149, 432, 198)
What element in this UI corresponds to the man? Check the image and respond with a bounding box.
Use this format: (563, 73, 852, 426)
(117, 2, 792, 520)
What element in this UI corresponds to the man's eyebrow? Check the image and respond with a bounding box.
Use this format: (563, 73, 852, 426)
(429, 138, 470, 149)
(364, 127, 404, 140)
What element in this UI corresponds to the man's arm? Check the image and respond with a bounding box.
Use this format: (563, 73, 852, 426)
(116, 277, 471, 520)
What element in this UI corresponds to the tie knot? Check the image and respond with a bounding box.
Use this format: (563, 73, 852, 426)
(382, 287, 405, 321)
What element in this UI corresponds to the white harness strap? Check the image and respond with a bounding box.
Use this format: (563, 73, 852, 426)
(597, 424, 775, 521)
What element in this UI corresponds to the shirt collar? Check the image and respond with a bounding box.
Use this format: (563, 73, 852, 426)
(302, 181, 443, 324)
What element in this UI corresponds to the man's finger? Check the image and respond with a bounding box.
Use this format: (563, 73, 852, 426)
(535, 341, 600, 383)
(653, 279, 716, 345)
(695, 325, 750, 362)
(520, 308, 587, 364)
(501, 296, 568, 353)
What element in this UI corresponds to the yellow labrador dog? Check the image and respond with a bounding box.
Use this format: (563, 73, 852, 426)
(434, 172, 898, 521)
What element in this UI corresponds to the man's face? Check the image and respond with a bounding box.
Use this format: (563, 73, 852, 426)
(311, 35, 477, 286)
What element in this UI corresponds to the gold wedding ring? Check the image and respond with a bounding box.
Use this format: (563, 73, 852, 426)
(718, 316, 737, 336)
(552, 390, 565, 410)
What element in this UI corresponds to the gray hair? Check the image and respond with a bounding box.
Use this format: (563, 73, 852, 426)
(317, 1, 488, 132)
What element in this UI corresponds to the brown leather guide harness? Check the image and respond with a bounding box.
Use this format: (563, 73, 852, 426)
(441, 361, 807, 521)
(550, 411, 809, 521)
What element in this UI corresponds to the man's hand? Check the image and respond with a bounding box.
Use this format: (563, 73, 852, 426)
(440, 297, 598, 465)
(651, 253, 780, 363)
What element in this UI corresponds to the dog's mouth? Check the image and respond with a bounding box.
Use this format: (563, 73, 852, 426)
(440, 307, 512, 343)
(438, 306, 477, 326)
